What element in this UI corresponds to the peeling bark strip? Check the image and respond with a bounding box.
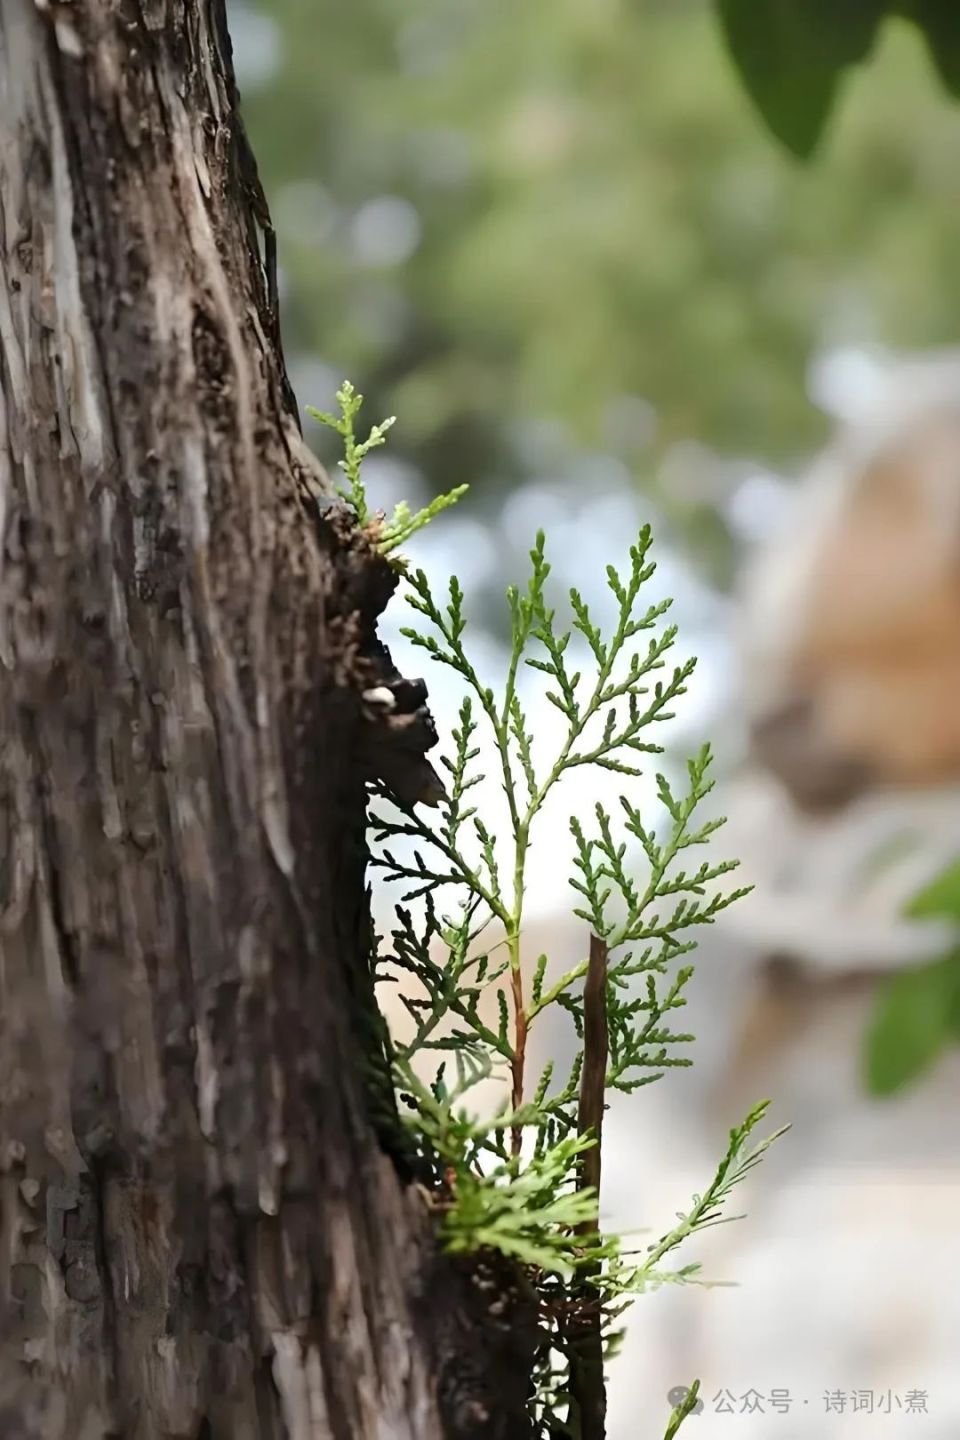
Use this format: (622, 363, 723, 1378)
(0, 4, 533, 1437)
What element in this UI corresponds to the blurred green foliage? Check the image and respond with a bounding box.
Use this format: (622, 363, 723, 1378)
(237, 0, 960, 581)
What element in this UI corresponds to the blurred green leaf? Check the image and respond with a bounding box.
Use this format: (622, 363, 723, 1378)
(715, 0, 960, 158)
(898, 0, 960, 96)
(904, 858, 960, 920)
(949, 960, 960, 1039)
(714, 0, 885, 157)
(864, 955, 958, 1095)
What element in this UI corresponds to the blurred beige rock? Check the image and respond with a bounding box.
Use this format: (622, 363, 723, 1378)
(606, 351, 960, 1438)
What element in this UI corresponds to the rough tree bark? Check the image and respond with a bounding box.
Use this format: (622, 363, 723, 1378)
(0, 4, 536, 1437)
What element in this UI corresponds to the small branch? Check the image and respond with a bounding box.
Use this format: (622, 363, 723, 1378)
(664, 1381, 702, 1439)
(568, 932, 609, 1439)
(576, 933, 609, 1210)
(510, 942, 528, 1156)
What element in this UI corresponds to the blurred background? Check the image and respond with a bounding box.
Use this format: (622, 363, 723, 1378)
(230, 1, 960, 1433)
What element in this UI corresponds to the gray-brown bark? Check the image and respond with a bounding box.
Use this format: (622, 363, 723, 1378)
(0, 4, 535, 1437)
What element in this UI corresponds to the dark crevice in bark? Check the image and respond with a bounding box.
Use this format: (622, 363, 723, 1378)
(32, 754, 81, 989)
(88, 1157, 122, 1433)
(252, 1355, 282, 1440)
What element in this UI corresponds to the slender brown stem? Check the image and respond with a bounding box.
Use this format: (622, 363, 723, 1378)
(568, 931, 609, 1439)
(576, 932, 609, 1215)
(510, 961, 528, 1155)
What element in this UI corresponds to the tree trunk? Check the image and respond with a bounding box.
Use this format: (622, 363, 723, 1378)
(0, 4, 535, 1436)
